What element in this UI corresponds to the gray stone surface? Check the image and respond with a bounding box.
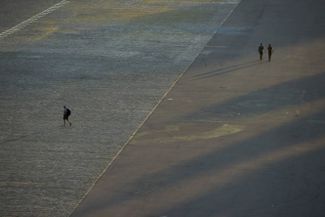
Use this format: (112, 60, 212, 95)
(0, 0, 240, 216)
(71, 0, 325, 216)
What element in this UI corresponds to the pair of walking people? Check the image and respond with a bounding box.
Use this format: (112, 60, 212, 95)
(258, 43, 273, 61)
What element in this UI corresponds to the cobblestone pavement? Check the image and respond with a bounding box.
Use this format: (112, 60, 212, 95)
(0, 0, 240, 216)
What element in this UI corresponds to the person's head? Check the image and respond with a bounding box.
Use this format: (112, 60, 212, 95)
(260, 43, 263, 45)
(64, 105, 66, 109)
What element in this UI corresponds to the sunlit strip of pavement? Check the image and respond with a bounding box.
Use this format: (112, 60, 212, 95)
(0, 0, 69, 40)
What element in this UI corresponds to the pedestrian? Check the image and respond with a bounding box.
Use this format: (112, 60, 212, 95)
(258, 43, 264, 61)
(267, 44, 273, 62)
(63, 106, 72, 126)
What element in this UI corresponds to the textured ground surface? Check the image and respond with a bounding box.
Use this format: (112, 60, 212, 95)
(72, 0, 325, 216)
(0, 0, 240, 216)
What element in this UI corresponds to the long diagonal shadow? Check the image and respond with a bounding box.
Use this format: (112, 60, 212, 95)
(74, 108, 325, 216)
(193, 60, 260, 79)
(182, 72, 325, 122)
(158, 136, 325, 217)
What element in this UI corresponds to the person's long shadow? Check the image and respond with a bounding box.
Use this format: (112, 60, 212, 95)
(193, 60, 260, 79)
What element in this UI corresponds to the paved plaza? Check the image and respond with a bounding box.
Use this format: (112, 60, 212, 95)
(0, 0, 240, 216)
(1, 0, 325, 216)
(72, 0, 325, 216)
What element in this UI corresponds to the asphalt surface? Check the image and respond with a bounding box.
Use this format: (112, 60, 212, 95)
(0, 0, 240, 216)
(0, 0, 61, 32)
(71, 0, 325, 216)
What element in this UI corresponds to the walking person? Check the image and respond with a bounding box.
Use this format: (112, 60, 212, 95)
(258, 43, 264, 61)
(267, 44, 273, 62)
(63, 106, 72, 126)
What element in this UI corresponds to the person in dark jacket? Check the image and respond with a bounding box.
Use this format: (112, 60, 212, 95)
(63, 106, 72, 126)
(267, 44, 273, 62)
(258, 43, 264, 61)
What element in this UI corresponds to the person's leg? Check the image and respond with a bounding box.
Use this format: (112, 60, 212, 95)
(65, 117, 71, 126)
